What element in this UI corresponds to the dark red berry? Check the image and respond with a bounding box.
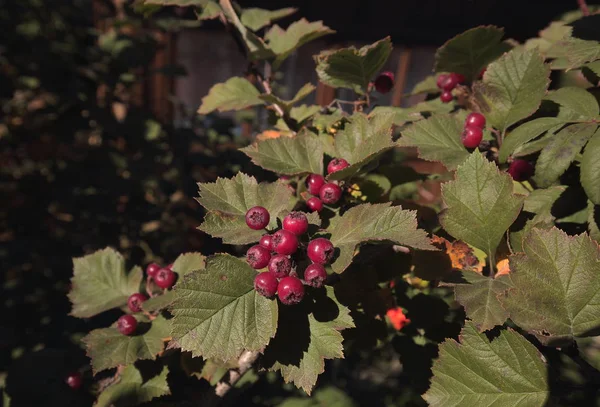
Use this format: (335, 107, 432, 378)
(451, 72, 466, 84)
(306, 174, 325, 195)
(436, 74, 449, 89)
(465, 112, 486, 129)
(374, 71, 395, 93)
(507, 159, 534, 181)
(271, 230, 299, 255)
(245, 206, 270, 230)
(155, 267, 177, 289)
(246, 245, 271, 269)
(146, 263, 160, 279)
(268, 254, 293, 278)
(127, 293, 148, 313)
(307, 238, 335, 265)
(440, 91, 453, 103)
(306, 197, 323, 212)
(65, 372, 82, 390)
(283, 212, 308, 235)
(327, 158, 350, 174)
(479, 67, 487, 78)
(304, 264, 327, 288)
(117, 314, 137, 336)
(277, 276, 305, 305)
(461, 125, 483, 148)
(440, 74, 459, 91)
(259, 234, 272, 250)
(319, 183, 342, 205)
(254, 272, 278, 298)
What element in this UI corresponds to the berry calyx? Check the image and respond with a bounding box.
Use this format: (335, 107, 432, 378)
(127, 293, 148, 313)
(259, 234, 272, 250)
(439, 74, 459, 91)
(319, 183, 342, 204)
(304, 264, 327, 288)
(436, 74, 449, 89)
(507, 159, 534, 181)
(268, 254, 293, 278)
(146, 263, 160, 279)
(374, 71, 395, 93)
(306, 197, 324, 212)
(254, 272, 278, 298)
(277, 276, 305, 305)
(245, 206, 270, 230)
(117, 314, 138, 336)
(271, 229, 299, 255)
(440, 91, 453, 103)
(283, 212, 309, 235)
(246, 245, 271, 269)
(155, 267, 176, 289)
(307, 237, 335, 265)
(465, 112, 486, 129)
(327, 158, 350, 174)
(65, 372, 82, 390)
(306, 174, 325, 195)
(461, 125, 483, 148)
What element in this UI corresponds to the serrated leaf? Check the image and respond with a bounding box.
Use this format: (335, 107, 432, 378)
(423, 322, 549, 406)
(69, 248, 143, 318)
(197, 1, 221, 20)
(561, 37, 600, 69)
(503, 227, 600, 343)
(498, 117, 565, 163)
(96, 365, 170, 407)
(328, 203, 434, 273)
(473, 48, 550, 133)
(434, 26, 512, 81)
(545, 87, 599, 120)
(589, 202, 600, 242)
(581, 133, 600, 205)
(398, 114, 470, 171)
(219, 0, 273, 60)
(170, 254, 278, 361)
(585, 61, 600, 77)
(523, 186, 566, 223)
(240, 7, 297, 31)
(371, 98, 454, 126)
(533, 123, 598, 188)
(198, 77, 263, 114)
(241, 129, 324, 175)
(83, 315, 171, 373)
(408, 75, 439, 95)
(315, 37, 392, 94)
(440, 151, 524, 258)
(260, 83, 316, 115)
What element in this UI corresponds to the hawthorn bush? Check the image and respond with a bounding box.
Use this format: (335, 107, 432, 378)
(7, 1, 600, 406)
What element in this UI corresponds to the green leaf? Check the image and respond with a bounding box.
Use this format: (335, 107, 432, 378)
(585, 61, 600, 77)
(581, 133, 600, 205)
(440, 151, 525, 257)
(562, 38, 600, 69)
(498, 117, 565, 163)
(240, 7, 297, 31)
(83, 315, 171, 373)
(219, 0, 273, 60)
(198, 77, 263, 114)
(453, 271, 511, 331)
(397, 114, 470, 171)
(503, 227, 600, 343)
(241, 130, 324, 176)
(434, 26, 512, 81)
(423, 322, 549, 406)
(96, 365, 170, 407)
(533, 123, 598, 188)
(170, 254, 278, 361)
(261, 83, 316, 114)
(589, 202, 600, 242)
(278, 386, 358, 407)
(328, 203, 434, 274)
(315, 37, 392, 94)
(372, 98, 454, 126)
(266, 19, 334, 68)
(545, 87, 599, 120)
(523, 186, 566, 223)
(197, 1, 222, 20)
(289, 105, 320, 124)
(473, 48, 550, 133)
(69, 248, 143, 318)
(408, 74, 439, 95)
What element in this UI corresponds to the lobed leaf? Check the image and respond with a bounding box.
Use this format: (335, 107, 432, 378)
(580, 133, 600, 205)
(198, 77, 263, 114)
(96, 365, 170, 407)
(240, 7, 297, 31)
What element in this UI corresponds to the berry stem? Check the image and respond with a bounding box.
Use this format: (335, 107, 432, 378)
(577, 0, 590, 16)
(214, 350, 259, 398)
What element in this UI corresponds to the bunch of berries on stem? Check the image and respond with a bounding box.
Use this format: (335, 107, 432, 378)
(436, 72, 465, 103)
(304, 157, 348, 212)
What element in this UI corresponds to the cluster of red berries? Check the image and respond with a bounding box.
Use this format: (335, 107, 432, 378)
(373, 71, 395, 94)
(461, 112, 486, 149)
(304, 158, 348, 212)
(245, 206, 334, 305)
(436, 72, 466, 103)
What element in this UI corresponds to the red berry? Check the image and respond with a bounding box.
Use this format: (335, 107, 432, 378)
(479, 67, 487, 78)
(319, 183, 342, 204)
(117, 314, 137, 336)
(254, 272, 278, 298)
(127, 293, 148, 313)
(307, 238, 335, 265)
(65, 372, 82, 390)
(327, 158, 350, 174)
(155, 267, 176, 289)
(461, 125, 483, 148)
(246, 245, 271, 269)
(440, 74, 459, 91)
(245, 206, 270, 230)
(374, 71, 395, 93)
(271, 230, 299, 255)
(283, 211, 308, 235)
(451, 72, 466, 84)
(146, 263, 160, 279)
(268, 254, 293, 278)
(306, 174, 325, 195)
(304, 264, 327, 288)
(277, 276, 305, 305)
(465, 112, 486, 129)
(306, 197, 323, 212)
(440, 91, 453, 103)
(259, 234, 272, 250)
(507, 159, 534, 181)
(436, 74, 449, 89)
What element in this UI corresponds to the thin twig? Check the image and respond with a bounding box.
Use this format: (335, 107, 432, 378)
(214, 350, 259, 398)
(577, 0, 590, 16)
